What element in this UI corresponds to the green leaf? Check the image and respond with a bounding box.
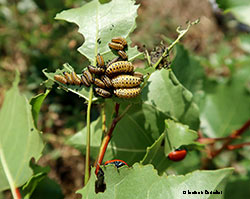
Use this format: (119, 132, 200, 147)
(142, 69, 200, 130)
(67, 100, 169, 164)
(78, 163, 233, 199)
(164, 119, 198, 155)
(140, 133, 170, 174)
(43, 63, 98, 102)
(0, 74, 44, 191)
(30, 90, 50, 128)
(55, 0, 142, 62)
(216, 0, 250, 26)
(200, 66, 250, 137)
(171, 44, 205, 95)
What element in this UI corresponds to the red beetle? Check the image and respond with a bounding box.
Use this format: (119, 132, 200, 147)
(168, 149, 187, 162)
(104, 159, 128, 168)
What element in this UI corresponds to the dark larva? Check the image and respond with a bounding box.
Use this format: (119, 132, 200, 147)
(95, 87, 111, 98)
(83, 70, 93, 84)
(106, 57, 120, 68)
(118, 50, 128, 60)
(96, 54, 105, 67)
(87, 65, 105, 75)
(105, 61, 134, 76)
(114, 87, 141, 98)
(108, 42, 124, 50)
(71, 71, 82, 85)
(111, 75, 142, 88)
(54, 75, 67, 85)
(93, 78, 106, 88)
(63, 72, 74, 84)
(133, 71, 144, 80)
(111, 37, 127, 46)
(101, 75, 113, 88)
(81, 75, 90, 87)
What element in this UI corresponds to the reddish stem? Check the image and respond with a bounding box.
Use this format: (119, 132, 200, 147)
(15, 187, 22, 199)
(227, 142, 250, 150)
(95, 103, 121, 175)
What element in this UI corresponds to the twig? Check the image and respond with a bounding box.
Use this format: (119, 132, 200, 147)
(227, 142, 250, 150)
(84, 85, 93, 185)
(95, 103, 131, 175)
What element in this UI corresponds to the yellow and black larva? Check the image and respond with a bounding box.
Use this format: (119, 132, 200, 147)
(101, 75, 112, 88)
(133, 71, 144, 81)
(83, 70, 93, 84)
(111, 37, 127, 47)
(111, 75, 142, 88)
(63, 72, 74, 85)
(114, 87, 141, 98)
(54, 74, 68, 85)
(87, 65, 105, 75)
(108, 42, 124, 50)
(95, 87, 112, 98)
(105, 61, 134, 76)
(81, 74, 90, 87)
(93, 78, 106, 88)
(118, 50, 128, 60)
(71, 71, 82, 86)
(96, 54, 105, 68)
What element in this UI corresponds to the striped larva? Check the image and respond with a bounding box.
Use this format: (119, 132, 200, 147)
(81, 75, 90, 87)
(101, 75, 112, 88)
(111, 37, 127, 47)
(87, 65, 105, 75)
(63, 72, 74, 85)
(118, 50, 128, 60)
(96, 54, 105, 67)
(95, 87, 112, 98)
(83, 70, 93, 84)
(71, 71, 82, 86)
(108, 42, 124, 50)
(111, 75, 142, 88)
(114, 87, 141, 98)
(105, 61, 134, 76)
(54, 75, 67, 85)
(93, 78, 106, 88)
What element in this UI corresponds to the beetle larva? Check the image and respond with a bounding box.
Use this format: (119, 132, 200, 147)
(95, 87, 112, 98)
(108, 42, 124, 50)
(54, 75, 68, 85)
(105, 61, 134, 76)
(106, 57, 120, 68)
(63, 72, 74, 85)
(71, 71, 82, 85)
(81, 75, 90, 87)
(83, 70, 93, 84)
(111, 75, 142, 88)
(101, 75, 113, 88)
(111, 37, 127, 47)
(93, 78, 106, 88)
(118, 50, 128, 60)
(87, 65, 105, 75)
(133, 71, 144, 80)
(96, 54, 105, 67)
(114, 87, 141, 98)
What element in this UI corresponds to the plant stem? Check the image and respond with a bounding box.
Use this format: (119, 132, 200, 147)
(84, 85, 93, 185)
(101, 103, 106, 134)
(95, 103, 131, 175)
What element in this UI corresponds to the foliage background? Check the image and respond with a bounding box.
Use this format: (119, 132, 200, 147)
(0, 0, 250, 198)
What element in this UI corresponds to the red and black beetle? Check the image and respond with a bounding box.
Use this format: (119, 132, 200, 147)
(168, 149, 187, 162)
(104, 159, 128, 168)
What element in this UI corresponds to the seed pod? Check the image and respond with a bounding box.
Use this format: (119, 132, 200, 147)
(114, 87, 141, 98)
(83, 70, 93, 84)
(111, 37, 127, 46)
(105, 61, 134, 76)
(81, 75, 90, 87)
(96, 54, 105, 67)
(71, 71, 82, 85)
(95, 87, 111, 98)
(108, 42, 124, 50)
(118, 50, 128, 60)
(63, 72, 74, 84)
(87, 65, 105, 75)
(111, 75, 142, 88)
(93, 78, 106, 88)
(133, 71, 144, 80)
(101, 75, 113, 88)
(54, 75, 67, 85)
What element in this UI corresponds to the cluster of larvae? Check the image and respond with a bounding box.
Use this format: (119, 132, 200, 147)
(54, 37, 143, 98)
